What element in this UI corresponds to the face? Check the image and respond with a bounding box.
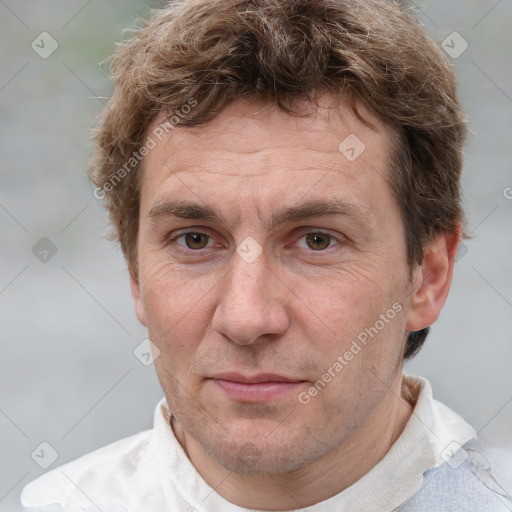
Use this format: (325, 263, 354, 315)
(131, 97, 417, 474)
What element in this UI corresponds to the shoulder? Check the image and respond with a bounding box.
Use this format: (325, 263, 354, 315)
(401, 442, 512, 511)
(21, 429, 155, 510)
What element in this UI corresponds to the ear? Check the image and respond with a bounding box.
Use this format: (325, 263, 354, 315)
(406, 227, 462, 332)
(130, 267, 147, 327)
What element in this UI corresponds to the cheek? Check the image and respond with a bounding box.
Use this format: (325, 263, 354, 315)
(141, 259, 200, 326)
(140, 264, 207, 364)
(298, 267, 407, 393)
(297, 262, 398, 339)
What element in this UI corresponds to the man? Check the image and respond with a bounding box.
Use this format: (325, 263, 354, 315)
(21, 0, 511, 510)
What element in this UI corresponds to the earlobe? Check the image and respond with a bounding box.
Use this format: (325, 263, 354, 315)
(406, 228, 462, 332)
(129, 267, 148, 327)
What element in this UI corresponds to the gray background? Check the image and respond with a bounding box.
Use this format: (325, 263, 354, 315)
(0, 1, 511, 510)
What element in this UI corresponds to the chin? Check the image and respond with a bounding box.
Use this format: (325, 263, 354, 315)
(202, 425, 323, 474)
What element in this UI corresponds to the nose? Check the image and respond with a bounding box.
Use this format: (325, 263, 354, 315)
(211, 247, 290, 346)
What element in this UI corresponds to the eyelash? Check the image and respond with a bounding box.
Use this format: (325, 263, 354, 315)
(164, 228, 345, 255)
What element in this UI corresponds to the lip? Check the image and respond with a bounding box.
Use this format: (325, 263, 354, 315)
(210, 372, 304, 384)
(207, 372, 306, 402)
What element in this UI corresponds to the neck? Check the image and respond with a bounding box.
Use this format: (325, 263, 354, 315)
(171, 371, 414, 510)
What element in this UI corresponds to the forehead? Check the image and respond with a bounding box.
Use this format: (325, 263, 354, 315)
(139, 97, 396, 216)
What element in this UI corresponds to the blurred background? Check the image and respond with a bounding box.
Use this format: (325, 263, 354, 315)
(0, 1, 511, 510)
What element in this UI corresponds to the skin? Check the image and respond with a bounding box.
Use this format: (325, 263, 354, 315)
(130, 96, 460, 510)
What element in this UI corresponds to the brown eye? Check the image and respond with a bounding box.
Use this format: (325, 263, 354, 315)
(305, 232, 332, 250)
(184, 232, 210, 249)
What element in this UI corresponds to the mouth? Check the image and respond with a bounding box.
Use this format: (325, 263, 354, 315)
(207, 372, 307, 402)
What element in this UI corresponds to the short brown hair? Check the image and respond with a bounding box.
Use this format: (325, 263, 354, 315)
(89, 0, 468, 358)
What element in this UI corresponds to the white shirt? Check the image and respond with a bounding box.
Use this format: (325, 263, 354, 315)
(21, 374, 512, 511)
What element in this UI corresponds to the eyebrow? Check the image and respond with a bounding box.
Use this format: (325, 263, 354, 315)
(148, 198, 374, 231)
